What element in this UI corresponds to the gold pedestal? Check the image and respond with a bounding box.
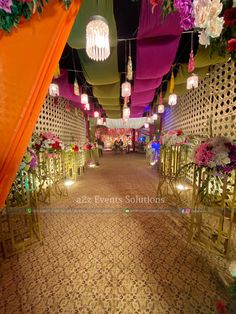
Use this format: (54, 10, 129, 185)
(190, 166, 236, 258)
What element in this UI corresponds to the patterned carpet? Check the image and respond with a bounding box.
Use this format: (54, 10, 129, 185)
(0, 153, 234, 313)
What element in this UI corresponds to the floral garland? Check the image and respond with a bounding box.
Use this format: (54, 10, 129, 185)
(0, 0, 72, 32)
(32, 131, 64, 154)
(19, 147, 38, 172)
(160, 129, 191, 146)
(147, 0, 236, 61)
(193, 136, 236, 173)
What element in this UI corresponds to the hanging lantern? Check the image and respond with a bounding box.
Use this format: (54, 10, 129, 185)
(168, 93, 177, 106)
(81, 93, 88, 104)
(94, 111, 99, 118)
(86, 15, 110, 62)
(84, 103, 90, 110)
(49, 83, 59, 97)
(97, 118, 103, 125)
(121, 82, 131, 97)
(187, 73, 198, 89)
(158, 104, 164, 113)
(147, 116, 152, 123)
(152, 113, 158, 120)
(74, 79, 80, 96)
(144, 123, 149, 129)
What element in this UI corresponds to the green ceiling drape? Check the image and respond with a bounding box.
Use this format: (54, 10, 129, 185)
(68, 0, 121, 118)
(163, 47, 229, 102)
(78, 48, 119, 85)
(68, 0, 117, 49)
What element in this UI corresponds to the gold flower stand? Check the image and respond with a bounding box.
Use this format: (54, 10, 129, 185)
(0, 172, 42, 257)
(190, 166, 236, 258)
(156, 145, 190, 207)
(36, 152, 68, 204)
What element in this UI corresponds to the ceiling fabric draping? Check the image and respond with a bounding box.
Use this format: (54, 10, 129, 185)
(107, 118, 147, 129)
(0, 0, 82, 209)
(68, 0, 117, 49)
(68, 0, 121, 118)
(131, 0, 182, 117)
(163, 46, 229, 102)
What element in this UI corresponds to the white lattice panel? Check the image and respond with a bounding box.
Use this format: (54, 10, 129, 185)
(163, 60, 236, 140)
(35, 96, 86, 145)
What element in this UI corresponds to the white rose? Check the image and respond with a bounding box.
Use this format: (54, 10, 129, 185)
(206, 17, 224, 38)
(194, 0, 211, 28)
(199, 30, 210, 47)
(209, 0, 223, 18)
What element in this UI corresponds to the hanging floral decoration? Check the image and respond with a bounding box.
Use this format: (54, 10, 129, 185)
(0, 0, 72, 32)
(174, 0, 195, 30)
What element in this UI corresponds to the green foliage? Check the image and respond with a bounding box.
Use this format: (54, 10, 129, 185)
(0, 0, 71, 32)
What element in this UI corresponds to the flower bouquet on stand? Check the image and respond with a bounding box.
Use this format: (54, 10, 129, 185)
(157, 130, 193, 208)
(190, 136, 236, 257)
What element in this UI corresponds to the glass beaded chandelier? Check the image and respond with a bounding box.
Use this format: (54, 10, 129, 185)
(86, 15, 110, 62)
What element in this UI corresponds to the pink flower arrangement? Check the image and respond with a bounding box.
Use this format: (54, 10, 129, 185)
(193, 137, 236, 173)
(160, 130, 190, 146)
(32, 132, 64, 153)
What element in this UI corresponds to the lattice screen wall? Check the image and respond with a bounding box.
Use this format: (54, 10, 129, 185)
(163, 60, 236, 140)
(34, 95, 86, 144)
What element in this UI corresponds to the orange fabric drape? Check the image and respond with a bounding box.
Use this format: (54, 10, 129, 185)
(0, 0, 82, 209)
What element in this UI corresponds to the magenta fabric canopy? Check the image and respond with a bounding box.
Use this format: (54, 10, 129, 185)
(131, 0, 182, 117)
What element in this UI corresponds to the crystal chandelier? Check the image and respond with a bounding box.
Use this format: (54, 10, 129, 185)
(158, 104, 165, 114)
(121, 82, 131, 98)
(168, 93, 177, 106)
(49, 83, 59, 97)
(86, 15, 110, 62)
(187, 73, 198, 89)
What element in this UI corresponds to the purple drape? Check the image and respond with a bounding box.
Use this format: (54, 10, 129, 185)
(131, 1, 182, 117)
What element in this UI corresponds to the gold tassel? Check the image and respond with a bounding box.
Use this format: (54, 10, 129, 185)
(127, 56, 133, 81)
(169, 71, 175, 94)
(54, 64, 60, 79)
(74, 78, 80, 96)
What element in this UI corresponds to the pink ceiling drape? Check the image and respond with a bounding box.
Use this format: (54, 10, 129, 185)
(131, 1, 182, 117)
